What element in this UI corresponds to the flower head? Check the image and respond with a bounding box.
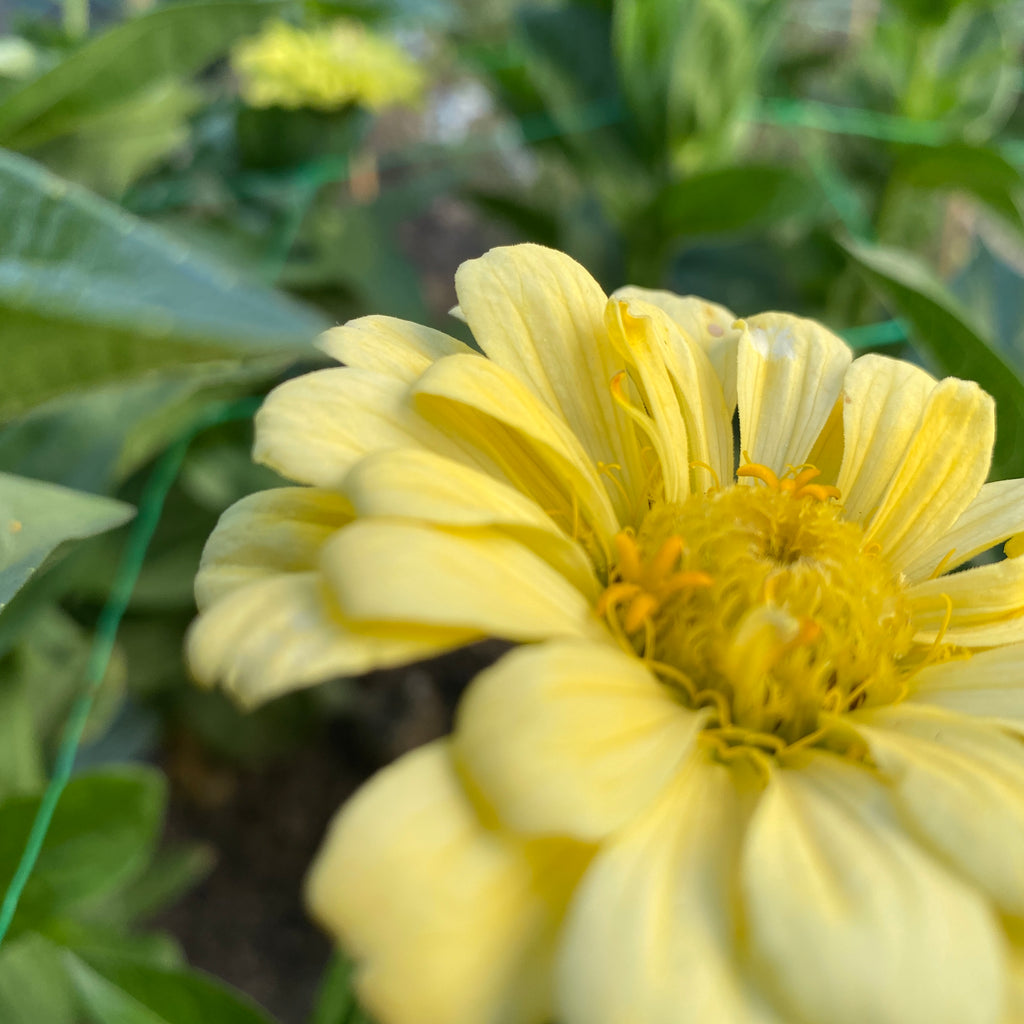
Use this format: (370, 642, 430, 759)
(231, 20, 423, 113)
(189, 245, 1024, 1024)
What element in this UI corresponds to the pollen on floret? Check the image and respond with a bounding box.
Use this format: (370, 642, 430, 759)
(597, 465, 919, 755)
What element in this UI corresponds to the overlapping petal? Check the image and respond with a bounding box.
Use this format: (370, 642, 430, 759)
(612, 287, 739, 409)
(455, 641, 706, 841)
(320, 520, 603, 642)
(908, 550, 1024, 644)
(307, 741, 586, 1024)
(854, 703, 1024, 915)
(187, 573, 464, 706)
(194, 487, 352, 609)
(861, 378, 994, 572)
(834, 354, 936, 525)
(911, 644, 1024, 728)
(318, 315, 474, 381)
(455, 245, 644, 512)
(903, 479, 1024, 583)
(342, 448, 599, 598)
(741, 753, 1004, 1024)
(736, 313, 852, 475)
(412, 354, 621, 547)
(557, 754, 780, 1024)
(607, 296, 733, 495)
(254, 367, 471, 489)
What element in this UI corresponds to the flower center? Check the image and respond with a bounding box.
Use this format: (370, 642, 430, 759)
(597, 464, 916, 753)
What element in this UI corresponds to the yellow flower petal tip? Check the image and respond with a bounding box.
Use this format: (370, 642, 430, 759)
(189, 243, 1024, 1024)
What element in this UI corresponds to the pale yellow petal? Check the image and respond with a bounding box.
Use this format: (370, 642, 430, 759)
(455, 245, 644, 514)
(903, 479, 1024, 583)
(609, 296, 734, 494)
(736, 312, 852, 475)
(557, 754, 782, 1024)
(834, 354, 936, 524)
(854, 703, 1024, 915)
(742, 752, 1004, 1024)
(604, 300, 691, 502)
(863, 378, 994, 572)
(909, 552, 1024, 643)
(187, 573, 466, 707)
(194, 487, 352, 609)
(413, 353, 620, 549)
(342, 448, 599, 600)
(320, 520, 603, 642)
(613, 287, 739, 410)
(317, 315, 474, 381)
(306, 741, 581, 1024)
(254, 367, 469, 488)
(455, 641, 706, 841)
(911, 645, 1024, 728)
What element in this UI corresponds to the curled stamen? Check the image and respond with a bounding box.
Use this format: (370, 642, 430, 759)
(689, 460, 721, 491)
(737, 463, 781, 489)
(929, 548, 958, 580)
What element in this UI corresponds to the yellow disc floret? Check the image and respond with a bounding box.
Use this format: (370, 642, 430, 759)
(598, 464, 916, 751)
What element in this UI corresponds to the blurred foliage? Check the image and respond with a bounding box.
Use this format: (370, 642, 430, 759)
(2, 0, 1024, 1020)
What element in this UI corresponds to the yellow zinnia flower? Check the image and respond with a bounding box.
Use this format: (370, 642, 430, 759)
(231, 20, 423, 113)
(188, 244, 1024, 1024)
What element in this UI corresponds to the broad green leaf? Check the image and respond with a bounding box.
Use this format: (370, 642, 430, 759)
(0, 0, 285, 149)
(0, 767, 165, 935)
(652, 164, 809, 239)
(0, 471, 133, 612)
(66, 953, 279, 1024)
(0, 934, 77, 1024)
(842, 236, 1024, 478)
(0, 150, 328, 420)
(32, 80, 203, 197)
(896, 142, 1024, 233)
(1, 605, 126, 751)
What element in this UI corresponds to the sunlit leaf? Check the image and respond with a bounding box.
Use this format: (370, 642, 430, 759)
(0, 471, 133, 612)
(0, 151, 327, 420)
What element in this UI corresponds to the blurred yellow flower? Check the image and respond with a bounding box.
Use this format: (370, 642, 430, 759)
(231, 20, 423, 113)
(189, 244, 1024, 1024)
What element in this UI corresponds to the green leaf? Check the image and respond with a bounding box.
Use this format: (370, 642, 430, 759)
(1, 605, 126, 752)
(0, 767, 165, 935)
(309, 952, 374, 1024)
(0, 934, 77, 1024)
(0, 471, 133, 612)
(0, 0, 286, 150)
(653, 164, 809, 239)
(32, 80, 203, 197)
(0, 675, 45, 800)
(842, 235, 1024, 479)
(896, 142, 1024, 233)
(105, 844, 215, 924)
(66, 953, 279, 1024)
(0, 150, 328, 420)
